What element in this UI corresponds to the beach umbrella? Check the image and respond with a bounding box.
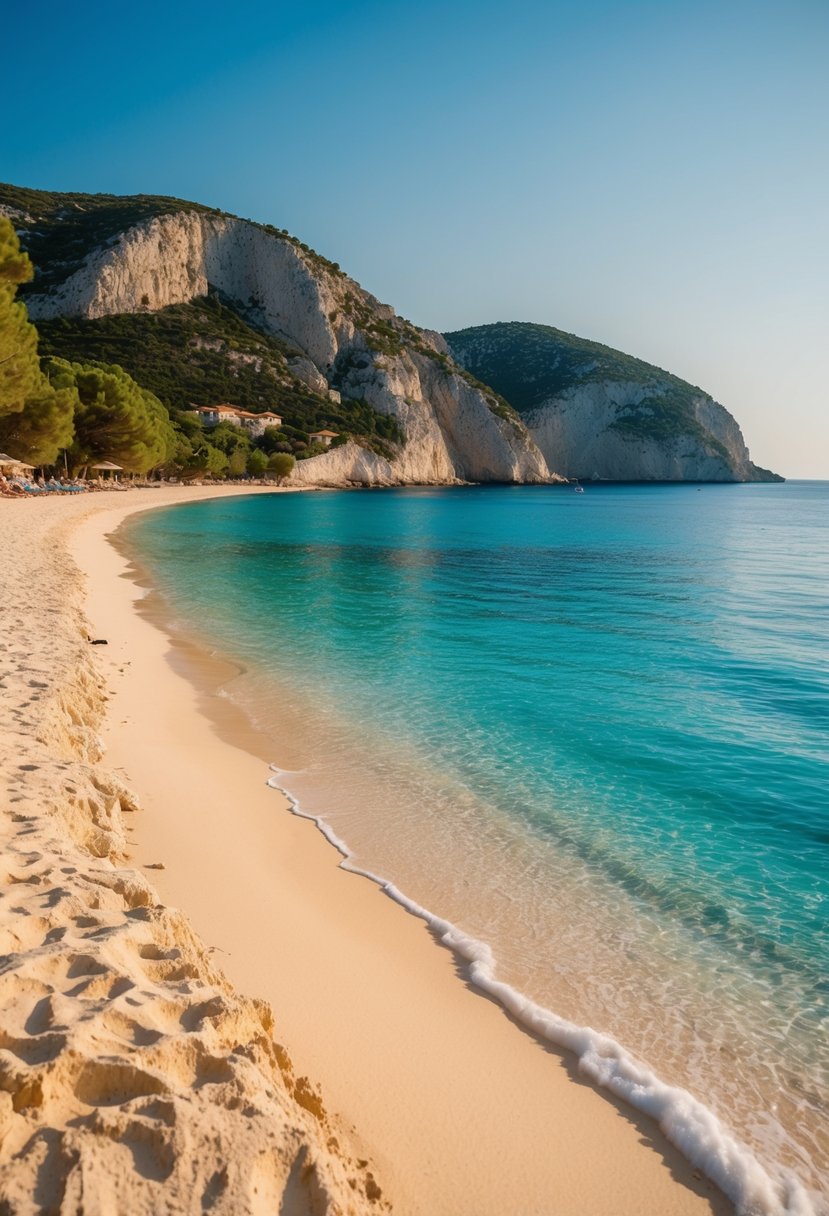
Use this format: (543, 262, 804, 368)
(0, 453, 35, 472)
(90, 461, 124, 480)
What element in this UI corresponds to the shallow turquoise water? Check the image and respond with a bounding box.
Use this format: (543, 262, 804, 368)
(131, 482, 829, 1210)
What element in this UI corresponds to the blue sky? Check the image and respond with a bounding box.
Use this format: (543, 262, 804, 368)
(4, 0, 827, 475)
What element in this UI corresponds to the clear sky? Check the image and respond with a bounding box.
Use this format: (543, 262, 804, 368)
(4, 0, 827, 476)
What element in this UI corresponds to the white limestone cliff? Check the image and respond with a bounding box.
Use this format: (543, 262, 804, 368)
(523, 381, 763, 482)
(330, 345, 550, 485)
(25, 213, 551, 487)
(289, 442, 398, 487)
(446, 323, 780, 483)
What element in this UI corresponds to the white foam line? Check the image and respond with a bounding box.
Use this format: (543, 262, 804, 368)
(266, 765, 821, 1216)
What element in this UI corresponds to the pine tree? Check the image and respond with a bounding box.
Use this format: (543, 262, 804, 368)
(0, 216, 77, 463)
(0, 216, 43, 419)
(0, 385, 76, 465)
(45, 358, 177, 474)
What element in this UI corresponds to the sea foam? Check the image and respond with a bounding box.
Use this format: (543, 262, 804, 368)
(267, 764, 822, 1216)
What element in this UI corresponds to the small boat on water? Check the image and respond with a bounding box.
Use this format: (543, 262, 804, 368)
(573, 481, 585, 493)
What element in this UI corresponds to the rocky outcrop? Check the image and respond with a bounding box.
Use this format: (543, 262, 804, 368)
(329, 348, 550, 486)
(446, 322, 781, 483)
(522, 380, 768, 482)
(290, 442, 398, 487)
(21, 208, 551, 487)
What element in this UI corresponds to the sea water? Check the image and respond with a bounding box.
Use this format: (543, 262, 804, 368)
(129, 482, 829, 1214)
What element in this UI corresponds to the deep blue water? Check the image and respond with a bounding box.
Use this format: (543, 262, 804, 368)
(130, 482, 829, 1209)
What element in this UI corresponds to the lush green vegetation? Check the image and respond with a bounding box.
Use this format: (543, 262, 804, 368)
(45, 358, 178, 473)
(0, 216, 303, 478)
(0, 215, 40, 407)
(267, 451, 295, 482)
(0, 216, 185, 473)
(444, 321, 729, 451)
(0, 217, 75, 463)
(445, 321, 708, 408)
(39, 295, 307, 414)
(37, 296, 405, 456)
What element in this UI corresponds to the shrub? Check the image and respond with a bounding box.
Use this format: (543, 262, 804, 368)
(267, 451, 295, 483)
(246, 448, 268, 476)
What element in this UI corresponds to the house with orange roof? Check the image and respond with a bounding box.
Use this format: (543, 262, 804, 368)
(309, 429, 339, 448)
(246, 410, 283, 437)
(189, 404, 242, 427)
(188, 404, 283, 438)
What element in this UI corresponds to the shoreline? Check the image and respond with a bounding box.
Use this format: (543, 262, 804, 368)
(73, 488, 736, 1215)
(109, 491, 820, 1216)
(1, 486, 740, 1214)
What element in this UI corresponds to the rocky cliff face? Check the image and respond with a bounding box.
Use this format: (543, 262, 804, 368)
(520, 380, 768, 482)
(446, 322, 781, 483)
(5, 185, 777, 485)
(10, 195, 550, 487)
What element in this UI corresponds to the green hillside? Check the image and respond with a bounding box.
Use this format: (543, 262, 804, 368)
(36, 295, 403, 453)
(444, 321, 715, 444)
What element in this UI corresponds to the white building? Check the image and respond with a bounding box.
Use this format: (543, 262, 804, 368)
(189, 404, 243, 427)
(242, 410, 283, 438)
(188, 404, 283, 438)
(309, 429, 339, 448)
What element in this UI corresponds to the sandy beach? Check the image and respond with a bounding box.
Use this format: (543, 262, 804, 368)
(1, 486, 731, 1215)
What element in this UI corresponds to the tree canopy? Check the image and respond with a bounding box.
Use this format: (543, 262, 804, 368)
(0, 384, 76, 465)
(45, 358, 177, 473)
(246, 448, 268, 476)
(161, 410, 228, 480)
(0, 216, 45, 419)
(0, 217, 77, 463)
(267, 451, 295, 483)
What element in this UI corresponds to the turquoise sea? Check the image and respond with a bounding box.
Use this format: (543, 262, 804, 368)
(130, 482, 828, 1215)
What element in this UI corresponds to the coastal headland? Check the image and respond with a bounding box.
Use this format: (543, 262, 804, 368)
(1, 486, 731, 1214)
